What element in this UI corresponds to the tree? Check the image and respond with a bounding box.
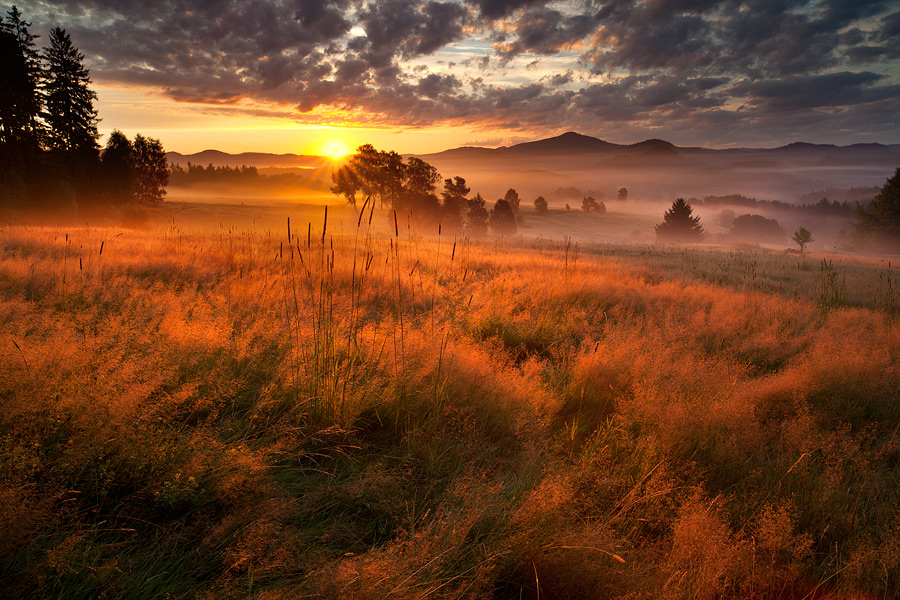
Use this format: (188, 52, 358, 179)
(0, 6, 43, 149)
(728, 214, 786, 244)
(441, 176, 469, 232)
(534, 195, 548, 214)
(400, 156, 441, 225)
(655, 198, 705, 243)
(467, 193, 489, 236)
(581, 196, 605, 213)
(43, 27, 98, 155)
(856, 166, 900, 242)
(617, 187, 628, 201)
(331, 163, 361, 206)
(792, 226, 813, 252)
(504, 188, 520, 213)
(102, 129, 135, 202)
(490, 198, 516, 235)
(1, 6, 44, 204)
(133, 134, 168, 202)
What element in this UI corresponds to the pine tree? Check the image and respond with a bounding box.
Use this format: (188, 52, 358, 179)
(43, 27, 98, 155)
(856, 166, 900, 242)
(0, 6, 43, 149)
(655, 198, 705, 243)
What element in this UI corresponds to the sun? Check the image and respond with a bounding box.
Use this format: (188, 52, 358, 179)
(323, 139, 350, 159)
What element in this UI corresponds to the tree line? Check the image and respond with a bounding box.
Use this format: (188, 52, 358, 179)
(0, 6, 168, 209)
(331, 144, 527, 235)
(168, 163, 331, 191)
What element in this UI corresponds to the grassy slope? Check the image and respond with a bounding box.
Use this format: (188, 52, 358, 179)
(2, 204, 900, 599)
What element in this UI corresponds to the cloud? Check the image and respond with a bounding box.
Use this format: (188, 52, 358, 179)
(18, 0, 900, 145)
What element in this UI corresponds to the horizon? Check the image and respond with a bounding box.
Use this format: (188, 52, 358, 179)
(164, 131, 900, 158)
(15, 1, 900, 155)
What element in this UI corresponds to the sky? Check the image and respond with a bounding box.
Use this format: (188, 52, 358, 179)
(15, 0, 900, 155)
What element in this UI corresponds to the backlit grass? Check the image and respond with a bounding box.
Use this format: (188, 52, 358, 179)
(2, 206, 900, 599)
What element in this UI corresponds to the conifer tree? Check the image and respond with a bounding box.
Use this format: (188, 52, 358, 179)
(655, 198, 705, 243)
(0, 6, 43, 149)
(43, 27, 98, 155)
(856, 166, 900, 242)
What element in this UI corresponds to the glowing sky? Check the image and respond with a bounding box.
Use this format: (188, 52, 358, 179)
(17, 0, 900, 154)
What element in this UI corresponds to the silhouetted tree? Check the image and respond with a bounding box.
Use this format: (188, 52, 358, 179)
(133, 134, 168, 202)
(101, 129, 135, 202)
(792, 227, 813, 252)
(399, 156, 441, 226)
(490, 198, 516, 235)
(0, 6, 42, 149)
(856, 166, 900, 243)
(504, 188, 520, 213)
(617, 187, 628, 201)
(534, 195, 548, 214)
(728, 214, 786, 244)
(656, 198, 704, 243)
(43, 27, 98, 156)
(441, 176, 469, 232)
(0, 6, 44, 204)
(331, 163, 361, 206)
(467, 193, 489, 236)
(581, 196, 605, 213)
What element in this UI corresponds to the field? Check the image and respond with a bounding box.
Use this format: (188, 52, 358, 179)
(2, 201, 900, 599)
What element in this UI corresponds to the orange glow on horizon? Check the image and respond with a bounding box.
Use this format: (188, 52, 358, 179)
(322, 139, 351, 158)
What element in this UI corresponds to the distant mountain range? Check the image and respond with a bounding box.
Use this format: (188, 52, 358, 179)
(420, 131, 900, 165)
(168, 131, 900, 169)
(166, 131, 900, 202)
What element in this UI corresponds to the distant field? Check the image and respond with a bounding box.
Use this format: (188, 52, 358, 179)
(2, 204, 900, 599)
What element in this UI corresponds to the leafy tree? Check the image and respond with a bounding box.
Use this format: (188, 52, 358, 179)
(331, 163, 361, 206)
(792, 226, 813, 252)
(534, 195, 548, 214)
(399, 156, 441, 226)
(581, 196, 605, 213)
(133, 134, 168, 202)
(504, 188, 520, 213)
(467, 193, 489, 236)
(101, 129, 135, 202)
(43, 27, 98, 156)
(728, 214, 786, 244)
(655, 198, 705, 243)
(376, 149, 404, 208)
(441, 176, 469, 232)
(856, 166, 900, 242)
(617, 187, 628, 201)
(490, 198, 516, 235)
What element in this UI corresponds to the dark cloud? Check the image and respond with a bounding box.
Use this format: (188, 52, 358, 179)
(728, 71, 898, 112)
(18, 0, 900, 144)
(466, 0, 546, 19)
(494, 7, 595, 59)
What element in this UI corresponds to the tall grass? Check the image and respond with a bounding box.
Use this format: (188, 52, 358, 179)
(2, 212, 900, 598)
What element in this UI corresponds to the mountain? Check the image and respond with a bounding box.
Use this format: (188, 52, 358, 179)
(167, 150, 331, 169)
(504, 131, 622, 155)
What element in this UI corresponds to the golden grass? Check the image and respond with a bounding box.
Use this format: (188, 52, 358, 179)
(2, 206, 900, 599)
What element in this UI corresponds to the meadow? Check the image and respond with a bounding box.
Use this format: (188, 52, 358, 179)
(2, 201, 900, 599)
